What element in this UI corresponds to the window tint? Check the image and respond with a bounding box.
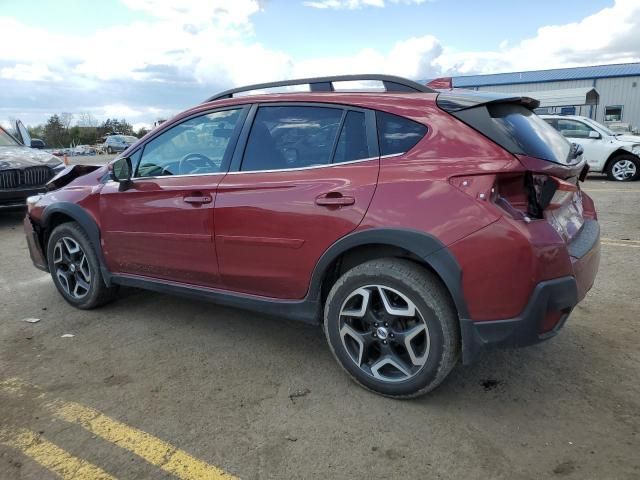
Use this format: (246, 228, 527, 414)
(333, 111, 370, 163)
(241, 106, 343, 171)
(487, 104, 572, 164)
(376, 111, 427, 156)
(137, 109, 242, 177)
(556, 119, 594, 138)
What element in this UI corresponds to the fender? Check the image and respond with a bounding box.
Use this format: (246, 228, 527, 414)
(306, 228, 470, 320)
(41, 202, 112, 286)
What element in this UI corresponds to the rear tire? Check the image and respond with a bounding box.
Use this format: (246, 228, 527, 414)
(606, 154, 639, 181)
(323, 259, 460, 398)
(47, 222, 118, 309)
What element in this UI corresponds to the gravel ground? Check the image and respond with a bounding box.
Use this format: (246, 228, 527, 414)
(0, 175, 638, 480)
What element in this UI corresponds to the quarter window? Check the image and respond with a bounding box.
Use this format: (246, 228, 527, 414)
(136, 109, 242, 177)
(376, 111, 427, 156)
(241, 106, 343, 171)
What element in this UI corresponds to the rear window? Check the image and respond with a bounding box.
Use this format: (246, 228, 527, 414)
(488, 104, 573, 164)
(376, 112, 427, 156)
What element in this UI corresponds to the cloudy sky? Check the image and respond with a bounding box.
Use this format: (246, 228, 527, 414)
(1, 0, 639, 129)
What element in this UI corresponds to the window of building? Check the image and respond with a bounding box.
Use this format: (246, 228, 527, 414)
(376, 111, 427, 156)
(241, 106, 343, 171)
(604, 105, 623, 122)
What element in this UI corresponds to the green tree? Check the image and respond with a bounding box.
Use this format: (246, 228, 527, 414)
(43, 115, 66, 147)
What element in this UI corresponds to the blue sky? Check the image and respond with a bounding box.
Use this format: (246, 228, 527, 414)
(1, 0, 637, 128)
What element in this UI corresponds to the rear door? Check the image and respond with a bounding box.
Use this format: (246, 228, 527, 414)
(100, 107, 247, 287)
(214, 103, 379, 299)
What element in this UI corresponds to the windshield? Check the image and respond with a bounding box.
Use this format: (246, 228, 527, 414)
(0, 127, 20, 146)
(581, 117, 616, 136)
(124, 136, 138, 143)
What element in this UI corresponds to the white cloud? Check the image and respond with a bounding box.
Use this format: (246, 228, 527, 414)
(435, 0, 640, 74)
(303, 0, 426, 9)
(1, 0, 640, 126)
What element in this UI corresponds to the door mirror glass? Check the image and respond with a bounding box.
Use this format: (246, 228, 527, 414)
(588, 130, 601, 139)
(15, 119, 32, 147)
(111, 157, 132, 182)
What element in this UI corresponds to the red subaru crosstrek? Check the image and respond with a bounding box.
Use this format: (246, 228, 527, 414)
(24, 75, 600, 397)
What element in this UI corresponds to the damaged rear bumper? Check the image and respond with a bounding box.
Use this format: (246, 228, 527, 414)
(461, 219, 600, 364)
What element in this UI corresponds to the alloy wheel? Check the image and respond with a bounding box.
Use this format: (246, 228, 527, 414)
(338, 285, 430, 383)
(612, 159, 637, 181)
(53, 237, 91, 299)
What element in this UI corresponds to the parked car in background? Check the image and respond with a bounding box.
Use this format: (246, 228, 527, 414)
(541, 114, 640, 181)
(1, 123, 64, 209)
(103, 135, 137, 154)
(24, 75, 600, 397)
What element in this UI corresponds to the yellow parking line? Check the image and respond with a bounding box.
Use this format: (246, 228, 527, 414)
(601, 237, 640, 244)
(601, 241, 640, 248)
(49, 401, 238, 480)
(0, 428, 115, 480)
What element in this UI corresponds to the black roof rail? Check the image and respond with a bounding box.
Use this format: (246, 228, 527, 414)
(203, 74, 435, 103)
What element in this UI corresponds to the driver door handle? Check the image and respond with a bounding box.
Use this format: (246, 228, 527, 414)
(183, 194, 212, 204)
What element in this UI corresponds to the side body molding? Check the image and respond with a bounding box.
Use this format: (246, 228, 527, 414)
(41, 202, 112, 286)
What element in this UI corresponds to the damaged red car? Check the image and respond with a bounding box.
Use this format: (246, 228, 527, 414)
(24, 75, 600, 397)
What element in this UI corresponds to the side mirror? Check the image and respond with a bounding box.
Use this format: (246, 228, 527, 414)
(588, 130, 601, 139)
(110, 157, 133, 190)
(30, 138, 46, 149)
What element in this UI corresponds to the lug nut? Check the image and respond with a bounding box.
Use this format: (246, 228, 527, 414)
(390, 333, 394, 338)
(383, 340, 387, 344)
(384, 322, 388, 327)
(373, 333, 377, 337)
(374, 323, 379, 327)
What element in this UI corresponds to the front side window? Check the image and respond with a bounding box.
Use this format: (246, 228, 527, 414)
(136, 109, 242, 177)
(556, 119, 595, 138)
(241, 106, 343, 171)
(376, 111, 427, 156)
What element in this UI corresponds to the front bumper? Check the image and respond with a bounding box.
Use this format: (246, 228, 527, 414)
(0, 186, 45, 209)
(461, 219, 600, 364)
(24, 215, 48, 271)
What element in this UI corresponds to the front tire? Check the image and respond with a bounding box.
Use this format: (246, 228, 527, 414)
(47, 222, 118, 309)
(606, 154, 639, 181)
(323, 259, 460, 398)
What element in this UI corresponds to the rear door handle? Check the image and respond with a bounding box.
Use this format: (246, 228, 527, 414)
(183, 195, 212, 204)
(315, 193, 355, 207)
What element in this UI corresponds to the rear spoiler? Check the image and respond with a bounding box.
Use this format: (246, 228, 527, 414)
(436, 90, 540, 112)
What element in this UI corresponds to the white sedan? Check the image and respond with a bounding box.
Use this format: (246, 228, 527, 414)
(540, 114, 640, 181)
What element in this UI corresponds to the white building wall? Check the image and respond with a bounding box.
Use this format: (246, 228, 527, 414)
(471, 77, 640, 130)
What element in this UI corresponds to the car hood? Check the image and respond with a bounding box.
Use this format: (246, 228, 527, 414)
(0, 145, 62, 169)
(614, 134, 640, 144)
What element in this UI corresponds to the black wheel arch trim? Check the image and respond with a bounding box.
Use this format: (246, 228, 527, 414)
(41, 202, 112, 286)
(306, 228, 470, 320)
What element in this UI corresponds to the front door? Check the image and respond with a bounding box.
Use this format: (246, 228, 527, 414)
(215, 105, 379, 299)
(100, 107, 246, 287)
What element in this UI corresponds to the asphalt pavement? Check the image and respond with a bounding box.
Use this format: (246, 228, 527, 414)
(0, 174, 638, 479)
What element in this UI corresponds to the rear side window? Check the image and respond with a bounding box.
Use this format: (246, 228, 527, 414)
(241, 106, 342, 171)
(333, 111, 370, 163)
(376, 112, 427, 156)
(487, 104, 572, 164)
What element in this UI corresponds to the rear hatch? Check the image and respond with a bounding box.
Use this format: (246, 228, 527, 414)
(437, 90, 590, 243)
